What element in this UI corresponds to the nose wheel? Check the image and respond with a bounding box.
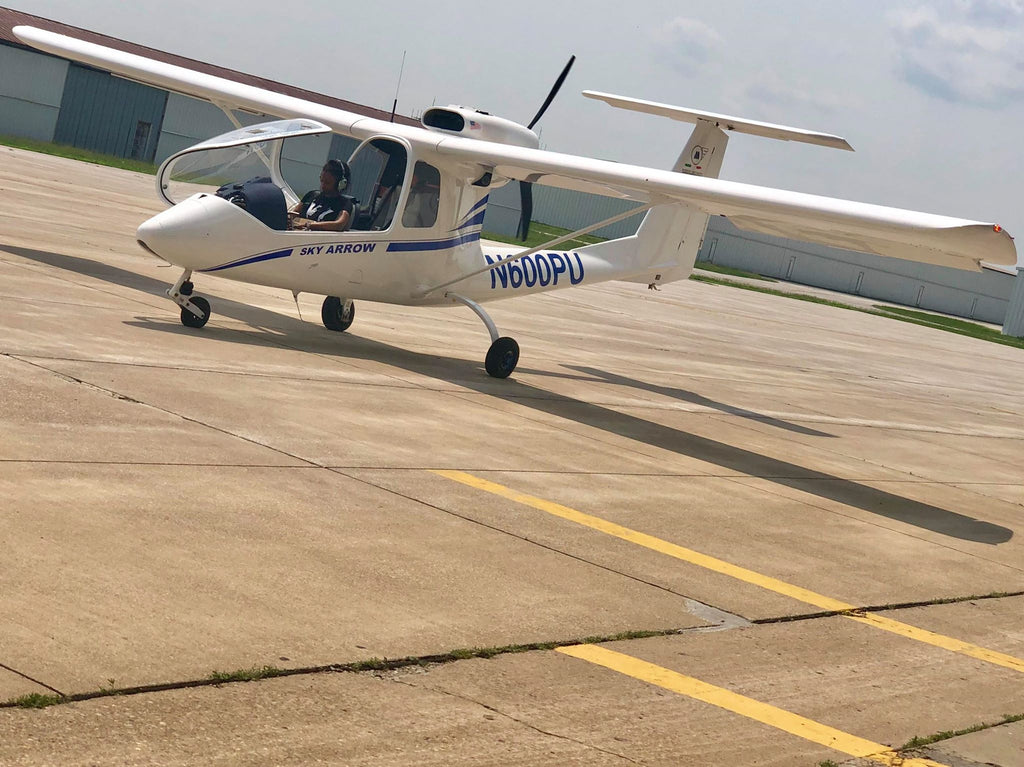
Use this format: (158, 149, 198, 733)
(168, 269, 212, 328)
(180, 296, 210, 328)
(450, 293, 520, 379)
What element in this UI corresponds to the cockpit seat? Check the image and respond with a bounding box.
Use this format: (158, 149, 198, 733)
(215, 176, 288, 231)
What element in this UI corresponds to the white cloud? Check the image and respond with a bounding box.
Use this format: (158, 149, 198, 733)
(651, 17, 723, 74)
(958, 0, 1024, 24)
(889, 3, 1024, 106)
(742, 71, 851, 116)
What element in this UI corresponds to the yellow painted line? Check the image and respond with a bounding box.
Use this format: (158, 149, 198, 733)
(434, 470, 1024, 674)
(557, 644, 948, 767)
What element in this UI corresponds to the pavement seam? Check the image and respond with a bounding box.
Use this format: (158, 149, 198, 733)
(2, 595, 1020, 711)
(7, 354, 323, 469)
(748, 591, 1024, 626)
(11, 352, 426, 390)
(3, 457, 964, 481)
(388, 676, 647, 765)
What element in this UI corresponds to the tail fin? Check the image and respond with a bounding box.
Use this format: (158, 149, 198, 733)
(581, 92, 853, 286)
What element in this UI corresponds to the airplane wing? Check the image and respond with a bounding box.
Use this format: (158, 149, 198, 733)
(14, 25, 1017, 271)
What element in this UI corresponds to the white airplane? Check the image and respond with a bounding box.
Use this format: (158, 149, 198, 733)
(14, 26, 1018, 378)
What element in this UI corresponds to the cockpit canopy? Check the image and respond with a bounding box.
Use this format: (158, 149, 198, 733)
(157, 119, 443, 233)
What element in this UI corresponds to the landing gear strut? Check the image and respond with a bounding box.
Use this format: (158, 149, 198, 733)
(168, 269, 211, 328)
(450, 293, 519, 379)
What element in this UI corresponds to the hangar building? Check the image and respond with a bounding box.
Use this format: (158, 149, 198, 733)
(2, 6, 1021, 336)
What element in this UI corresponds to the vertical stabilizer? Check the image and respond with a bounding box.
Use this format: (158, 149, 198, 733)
(580, 122, 725, 285)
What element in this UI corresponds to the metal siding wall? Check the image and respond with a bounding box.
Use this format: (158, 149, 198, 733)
(54, 64, 167, 160)
(481, 181, 646, 239)
(278, 132, 348, 199)
(698, 217, 1015, 323)
(153, 93, 268, 163)
(532, 185, 645, 238)
(482, 182, 522, 237)
(1001, 269, 1024, 336)
(0, 44, 68, 141)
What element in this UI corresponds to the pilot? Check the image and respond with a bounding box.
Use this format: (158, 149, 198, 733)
(289, 160, 354, 232)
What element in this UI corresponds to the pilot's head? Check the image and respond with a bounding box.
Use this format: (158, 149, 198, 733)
(320, 160, 350, 195)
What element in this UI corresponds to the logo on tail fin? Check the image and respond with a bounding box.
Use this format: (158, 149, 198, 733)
(691, 145, 713, 165)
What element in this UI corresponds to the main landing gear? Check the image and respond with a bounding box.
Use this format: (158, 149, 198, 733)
(450, 293, 520, 379)
(321, 296, 355, 332)
(169, 269, 212, 328)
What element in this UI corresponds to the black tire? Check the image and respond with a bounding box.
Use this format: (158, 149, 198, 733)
(485, 336, 519, 379)
(321, 296, 355, 332)
(180, 296, 210, 328)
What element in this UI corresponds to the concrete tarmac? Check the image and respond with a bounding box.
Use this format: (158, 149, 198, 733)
(1, 147, 1022, 765)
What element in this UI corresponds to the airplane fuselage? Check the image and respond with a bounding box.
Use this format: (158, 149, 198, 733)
(136, 192, 636, 306)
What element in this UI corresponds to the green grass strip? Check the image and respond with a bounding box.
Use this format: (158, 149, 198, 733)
(0, 134, 157, 175)
(692, 262, 777, 282)
(900, 712, 1024, 750)
(692, 274, 1024, 351)
(482, 223, 612, 251)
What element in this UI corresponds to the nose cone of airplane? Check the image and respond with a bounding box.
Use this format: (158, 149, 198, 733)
(136, 216, 166, 260)
(135, 194, 219, 269)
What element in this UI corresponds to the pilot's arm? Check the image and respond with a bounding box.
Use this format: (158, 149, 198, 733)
(304, 209, 351, 232)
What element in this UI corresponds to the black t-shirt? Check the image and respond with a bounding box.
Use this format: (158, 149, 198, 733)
(304, 192, 354, 223)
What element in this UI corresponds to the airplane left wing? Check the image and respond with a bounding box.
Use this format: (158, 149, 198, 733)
(14, 25, 1016, 271)
(11, 26, 426, 145)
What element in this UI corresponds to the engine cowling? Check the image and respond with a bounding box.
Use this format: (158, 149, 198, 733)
(422, 106, 540, 149)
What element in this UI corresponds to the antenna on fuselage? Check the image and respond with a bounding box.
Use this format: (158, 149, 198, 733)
(389, 50, 407, 123)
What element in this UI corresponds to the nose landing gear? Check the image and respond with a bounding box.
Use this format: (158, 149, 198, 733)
(168, 269, 211, 328)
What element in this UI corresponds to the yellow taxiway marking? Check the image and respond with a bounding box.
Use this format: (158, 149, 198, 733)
(557, 644, 948, 767)
(434, 470, 1024, 674)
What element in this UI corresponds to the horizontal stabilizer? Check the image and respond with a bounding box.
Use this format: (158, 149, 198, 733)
(584, 91, 853, 151)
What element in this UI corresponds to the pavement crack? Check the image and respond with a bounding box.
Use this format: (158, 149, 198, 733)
(0, 663, 65, 697)
(388, 676, 647, 765)
(330, 467, 749, 627)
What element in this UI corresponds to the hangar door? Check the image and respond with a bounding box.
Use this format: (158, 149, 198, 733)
(54, 63, 168, 161)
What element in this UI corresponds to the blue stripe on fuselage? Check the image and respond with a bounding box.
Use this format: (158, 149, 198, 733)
(387, 231, 481, 252)
(201, 248, 293, 273)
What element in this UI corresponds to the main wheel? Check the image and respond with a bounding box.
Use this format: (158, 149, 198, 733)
(485, 337, 519, 379)
(180, 296, 210, 328)
(321, 296, 355, 332)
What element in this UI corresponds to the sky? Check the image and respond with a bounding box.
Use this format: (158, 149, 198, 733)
(8, 0, 1024, 265)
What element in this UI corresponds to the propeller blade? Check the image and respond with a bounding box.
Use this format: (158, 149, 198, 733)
(517, 181, 533, 241)
(526, 55, 576, 130)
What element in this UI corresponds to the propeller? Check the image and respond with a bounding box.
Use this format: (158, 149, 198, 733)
(518, 55, 575, 240)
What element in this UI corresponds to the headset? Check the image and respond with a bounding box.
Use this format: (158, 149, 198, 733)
(323, 159, 350, 194)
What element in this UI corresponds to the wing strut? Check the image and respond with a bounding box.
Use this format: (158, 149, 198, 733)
(416, 202, 656, 298)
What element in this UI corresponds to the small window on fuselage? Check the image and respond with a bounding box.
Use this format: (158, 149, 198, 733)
(402, 162, 441, 229)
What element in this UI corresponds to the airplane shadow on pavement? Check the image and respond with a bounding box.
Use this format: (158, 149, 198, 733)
(1, 243, 1013, 545)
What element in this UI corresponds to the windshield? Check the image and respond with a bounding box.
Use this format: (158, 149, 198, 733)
(157, 119, 331, 206)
